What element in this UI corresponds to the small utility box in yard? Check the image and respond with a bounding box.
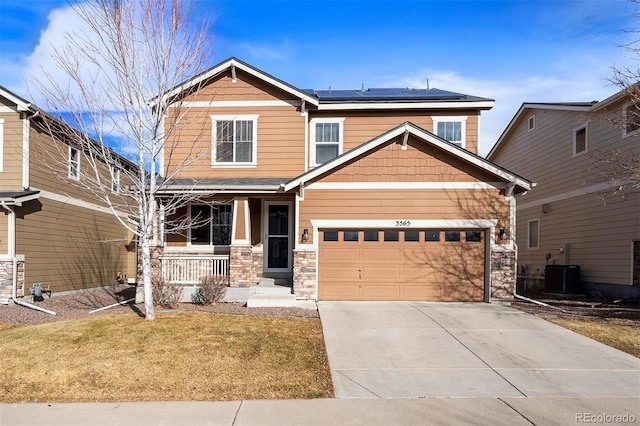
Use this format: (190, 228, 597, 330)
(545, 265, 580, 294)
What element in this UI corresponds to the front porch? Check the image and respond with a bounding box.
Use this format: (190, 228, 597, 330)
(155, 192, 313, 303)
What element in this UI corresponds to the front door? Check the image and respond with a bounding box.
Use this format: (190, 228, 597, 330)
(264, 202, 292, 272)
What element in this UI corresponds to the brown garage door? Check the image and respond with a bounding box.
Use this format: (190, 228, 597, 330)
(318, 229, 485, 301)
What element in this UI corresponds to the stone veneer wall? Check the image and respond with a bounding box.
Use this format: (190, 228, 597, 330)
(251, 249, 263, 284)
(229, 245, 252, 287)
(490, 249, 516, 302)
(293, 250, 317, 299)
(0, 258, 25, 304)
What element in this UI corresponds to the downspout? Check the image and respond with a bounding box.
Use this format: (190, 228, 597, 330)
(0, 201, 56, 315)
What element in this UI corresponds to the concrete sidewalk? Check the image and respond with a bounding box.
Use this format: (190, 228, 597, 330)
(2, 397, 639, 426)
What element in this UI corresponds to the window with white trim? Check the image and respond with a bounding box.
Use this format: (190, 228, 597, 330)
(69, 147, 80, 179)
(211, 115, 258, 166)
(0, 118, 4, 172)
(111, 166, 121, 192)
(573, 125, 588, 155)
(528, 219, 539, 249)
(528, 115, 536, 131)
(310, 118, 344, 166)
(623, 103, 640, 136)
(189, 204, 232, 245)
(433, 116, 467, 148)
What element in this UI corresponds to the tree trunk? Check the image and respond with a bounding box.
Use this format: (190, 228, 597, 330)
(140, 234, 155, 321)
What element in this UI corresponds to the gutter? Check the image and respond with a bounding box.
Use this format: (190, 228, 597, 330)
(0, 201, 56, 315)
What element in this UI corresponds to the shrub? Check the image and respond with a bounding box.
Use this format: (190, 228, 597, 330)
(192, 274, 228, 305)
(151, 275, 183, 309)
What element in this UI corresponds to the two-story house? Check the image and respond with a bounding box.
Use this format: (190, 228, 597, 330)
(154, 57, 531, 303)
(487, 89, 640, 298)
(0, 86, 136, 305)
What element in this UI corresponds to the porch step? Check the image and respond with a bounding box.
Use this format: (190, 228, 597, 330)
(247, 294, 296, 308)
(258, 277, 292, 287)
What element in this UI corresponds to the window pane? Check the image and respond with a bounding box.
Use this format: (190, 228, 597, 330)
(216, 141, 234, 162)
(529, 221, 539, 248)
(190, 205, 211, 244)
(316, 122, 339, 142)
(236, 120, 253, 142)
(316, 144, 339, 163)
(217, 121, 233, 141)
(425, 231, 440, 242)
(364, 231, 379, 241)
(445, 231, 460, 242)
(384, 231, 399, 241)
(212, 205, 232, 245)
(323, 231, 338, 242)
(437, 121, 462, 144)
(344, 231, 359, 241)
(404, 231, 420, 242)
(575, 127, 586, 153)
(236, 141, 253, 162)
(465, 231, 482, 242)
(627, 104, 640, 133)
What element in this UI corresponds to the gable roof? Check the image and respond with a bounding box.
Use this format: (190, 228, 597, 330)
(0, 85, 32, 111)
(486, 87, 640, 160)
(151, 57, 320, 108)
(283, 122, 531, 194)
(154, 57, 495, 110)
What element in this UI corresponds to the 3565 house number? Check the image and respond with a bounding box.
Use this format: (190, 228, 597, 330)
(395, 220, 411, 227)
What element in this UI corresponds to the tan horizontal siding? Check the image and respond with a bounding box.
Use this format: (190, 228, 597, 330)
(182, 71, 291, 103)
(299, 188, 509, 245)
(166, 106, 306, 179)
(517, 192, 640, 285)
(0, 112, 24, 191)
(321, 136, 496, 183)
(16, 198, 134, 293)
(309, 110, 480, 155)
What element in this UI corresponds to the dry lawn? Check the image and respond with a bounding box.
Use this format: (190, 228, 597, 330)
(0, 312, 334, 402)
(531, 314, 640, 358)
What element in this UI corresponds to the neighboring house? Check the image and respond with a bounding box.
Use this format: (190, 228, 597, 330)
(487, 89, 640, 298)
(0, 86, 136, 304)
(153, 57, 531, 303)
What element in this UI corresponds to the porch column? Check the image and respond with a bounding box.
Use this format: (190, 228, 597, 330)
(229, 197, 253, 287)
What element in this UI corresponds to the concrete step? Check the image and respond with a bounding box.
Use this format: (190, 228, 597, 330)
(247, 294, 296, 308)
(253, 284, 292, 295)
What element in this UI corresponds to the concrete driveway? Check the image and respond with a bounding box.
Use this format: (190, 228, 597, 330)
(318, 301, 640, 399)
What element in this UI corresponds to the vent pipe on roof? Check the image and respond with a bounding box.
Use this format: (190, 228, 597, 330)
(427, 79, 430, 90)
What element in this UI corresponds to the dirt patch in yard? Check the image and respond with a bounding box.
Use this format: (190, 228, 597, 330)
(512, 291, 640, 357)
(0, 285, 318, 325)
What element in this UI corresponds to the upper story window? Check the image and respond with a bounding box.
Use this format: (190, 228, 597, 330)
(573, 125, 588, 156)
(528, 115, 536, 131)
(189, 204, 232, 246)
(111, 166, 121, 192)
(310, 118, 344, 166)
(433, 116, 467, 148)
(623, 103, 640, 137)
(69, 147, 80, 179)
(211, 115, 258, 167)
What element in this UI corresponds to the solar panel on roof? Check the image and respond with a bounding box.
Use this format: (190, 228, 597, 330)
(313, 87, 467, 101)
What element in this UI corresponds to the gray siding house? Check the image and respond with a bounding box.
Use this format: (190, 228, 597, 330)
(488, 89, 640, 298)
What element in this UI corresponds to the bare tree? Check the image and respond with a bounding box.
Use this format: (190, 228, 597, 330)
(591, 2, 640, 200)
(31, 0, 213, 320)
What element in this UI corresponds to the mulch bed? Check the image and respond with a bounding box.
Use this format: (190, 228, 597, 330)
(0, 285, 318, 326)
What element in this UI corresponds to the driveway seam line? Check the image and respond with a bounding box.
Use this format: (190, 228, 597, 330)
(497, 398, 536, 425)
(335, 369, 382, 398)
(231, 400, 243, 425)
(406, 302, 528, 398)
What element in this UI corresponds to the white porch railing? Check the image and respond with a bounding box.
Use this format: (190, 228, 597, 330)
(160, 254, 229, 285)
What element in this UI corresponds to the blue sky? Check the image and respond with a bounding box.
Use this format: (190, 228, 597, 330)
(0, 0, 637, 155)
